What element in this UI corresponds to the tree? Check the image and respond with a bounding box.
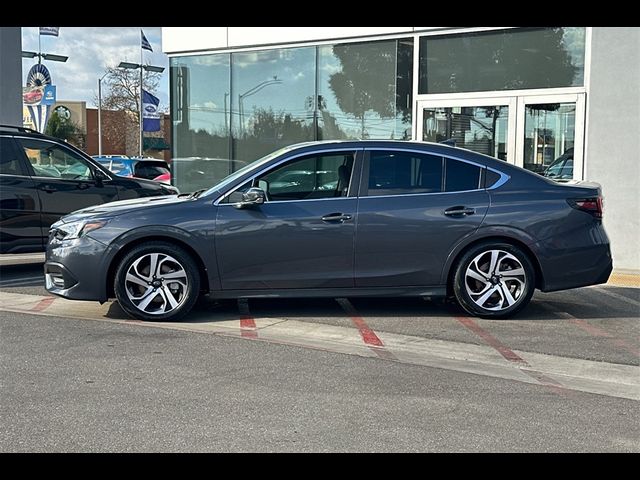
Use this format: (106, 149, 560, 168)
(328, 42, 397, 138)
(94, 66, 162, 154)
(45, 110, 84, 148)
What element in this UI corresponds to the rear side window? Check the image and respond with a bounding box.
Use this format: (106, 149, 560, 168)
(444, 158, 482, 192)
(367, 151, 443, 196)
(485, 169, 502, 188)
(0, 137, 25, 175)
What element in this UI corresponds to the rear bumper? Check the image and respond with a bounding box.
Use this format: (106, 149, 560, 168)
(535, 224, 613, 292)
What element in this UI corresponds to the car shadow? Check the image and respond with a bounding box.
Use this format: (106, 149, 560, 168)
(103, 287, 638, 324)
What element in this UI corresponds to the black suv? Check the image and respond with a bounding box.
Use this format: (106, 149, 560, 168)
(0, 125, 178, 253)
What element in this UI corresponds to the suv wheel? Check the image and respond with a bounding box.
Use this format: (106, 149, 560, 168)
(114, 242, 200, 321)
(453, 242, 535, 319)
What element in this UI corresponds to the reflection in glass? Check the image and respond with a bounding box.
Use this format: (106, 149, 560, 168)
(231, 47, 315, 164)
(170, 54, 232, 193)
(318, 39, 413, 140)
(524, 103, 576, 175)
(422, 106, 509, 160)
(419, 27, 585, 94)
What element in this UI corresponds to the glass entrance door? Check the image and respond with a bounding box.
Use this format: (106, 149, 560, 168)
(417, 93, 585, 180)
(417, 98, 517, 164)
(516, 93, 585, 180)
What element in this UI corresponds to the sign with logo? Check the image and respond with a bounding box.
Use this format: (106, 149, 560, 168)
(54, 105, 72, 120)
(42, 85, 56, 105)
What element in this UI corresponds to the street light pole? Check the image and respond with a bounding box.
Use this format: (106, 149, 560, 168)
(238, 77, 282, 136)
(97, 72, 109, 156)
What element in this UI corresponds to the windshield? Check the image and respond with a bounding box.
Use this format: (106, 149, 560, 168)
(200, 145, 298, 197)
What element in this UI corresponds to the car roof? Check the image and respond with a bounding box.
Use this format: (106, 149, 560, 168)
(0, 124, 63, 143)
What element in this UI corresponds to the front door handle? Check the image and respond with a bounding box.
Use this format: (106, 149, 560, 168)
(444, 207, 475, 216)
(321, 213, 353, 223)
(40, 185, 56, 193)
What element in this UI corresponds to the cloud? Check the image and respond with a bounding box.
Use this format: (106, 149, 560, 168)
(21, 27, 169, 108)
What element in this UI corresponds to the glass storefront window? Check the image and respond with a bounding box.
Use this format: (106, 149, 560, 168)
(231, 47, 316, 165)
(523, 102, 576, 176)
(422, 105, 509, 160)
(318, 39, 413, 140)
(419, 27, 586, 94)
(170, 54, 232, 193)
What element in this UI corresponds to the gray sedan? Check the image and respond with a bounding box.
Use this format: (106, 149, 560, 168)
(44, 140, 612, 321)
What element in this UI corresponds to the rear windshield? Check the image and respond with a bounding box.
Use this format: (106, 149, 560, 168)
(134, 162, 170, 179)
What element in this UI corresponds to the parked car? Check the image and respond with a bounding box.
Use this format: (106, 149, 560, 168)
(542, 148, 574, 181)
(0, 125, 179, 253)
(45, 140, 611, 321)
(93, 155, 172, 184)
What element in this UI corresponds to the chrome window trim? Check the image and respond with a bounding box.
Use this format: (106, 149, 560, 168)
(361, 189, 486, 200)
(0, 173, 31, 179)
(214, 144, 510, 206)
(214, 147, 362, 206)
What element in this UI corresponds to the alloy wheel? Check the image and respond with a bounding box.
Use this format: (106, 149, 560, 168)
(464, 249, 526, 312)
(124, 253, 189, 315)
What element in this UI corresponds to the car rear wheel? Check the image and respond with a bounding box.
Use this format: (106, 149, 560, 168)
(452, 242, 535, 319)
(114, 242, 200, 321)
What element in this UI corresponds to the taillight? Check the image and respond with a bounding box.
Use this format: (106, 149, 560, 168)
(568, 197, 603, 219)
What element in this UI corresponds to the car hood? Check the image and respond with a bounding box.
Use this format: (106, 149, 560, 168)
(59, 195, 192, 223)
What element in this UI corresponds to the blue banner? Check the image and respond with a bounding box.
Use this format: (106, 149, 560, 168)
(42, 85, 56, 105)
(141, 30, 153, 52)
(142, 89, 161, 132)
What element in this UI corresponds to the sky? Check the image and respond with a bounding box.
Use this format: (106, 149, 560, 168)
(21, 27, 169, 109)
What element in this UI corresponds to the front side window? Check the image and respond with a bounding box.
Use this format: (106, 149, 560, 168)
(258, 152, 355, 202)
(367, 151, 443, 196)
(17, 139, 93, 181)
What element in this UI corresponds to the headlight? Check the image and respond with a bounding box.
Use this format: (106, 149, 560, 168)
(52, 220, 108, 241)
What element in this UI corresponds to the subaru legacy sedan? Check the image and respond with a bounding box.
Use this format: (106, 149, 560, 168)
(45, 141, 612, 321)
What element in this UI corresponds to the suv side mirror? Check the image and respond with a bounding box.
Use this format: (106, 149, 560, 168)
(234, 187, 266, 209)
(94, 169, 108, 187)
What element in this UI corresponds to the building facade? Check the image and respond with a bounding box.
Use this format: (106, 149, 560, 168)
(162, 27, 639, 273)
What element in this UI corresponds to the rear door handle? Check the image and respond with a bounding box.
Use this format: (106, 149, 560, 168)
(444, 207, 475, 216)
(321, 213, 353, 223)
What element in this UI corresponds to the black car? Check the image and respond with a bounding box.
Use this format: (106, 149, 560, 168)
(45, 140, 612, 321)
(0, 125, 178, 253)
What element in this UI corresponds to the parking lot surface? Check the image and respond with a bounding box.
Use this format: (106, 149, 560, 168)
(1, 254, 638, 451)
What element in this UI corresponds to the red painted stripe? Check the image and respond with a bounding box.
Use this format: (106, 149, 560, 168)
(567, 316, 640, 358)
(456, 316, 569, 394)
(30, 297, 55, 312)
(336, 298, 398, 361)
(456, 316, 527, 365)
(337, 298, 384, 347)
(238, 299, 258, 339)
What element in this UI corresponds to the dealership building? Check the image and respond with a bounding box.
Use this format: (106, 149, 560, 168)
(161, 27, 633, 273)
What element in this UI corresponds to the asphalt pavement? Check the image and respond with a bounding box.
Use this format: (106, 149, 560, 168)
(0, 254, 638, 452)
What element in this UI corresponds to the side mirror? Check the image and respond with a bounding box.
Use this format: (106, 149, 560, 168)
(234, 187, 266, 209)
(94, 169, 108, 187)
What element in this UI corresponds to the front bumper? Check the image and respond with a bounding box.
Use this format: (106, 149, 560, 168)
(45, 234, 110, 302)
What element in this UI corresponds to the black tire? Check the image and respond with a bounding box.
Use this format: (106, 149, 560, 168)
(114, 242, 200, 321)
(452, 242, 535, 319)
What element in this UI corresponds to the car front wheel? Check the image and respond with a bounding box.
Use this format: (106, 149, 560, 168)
(114, 242, 200, 321)
(453, 242, 535, 319)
